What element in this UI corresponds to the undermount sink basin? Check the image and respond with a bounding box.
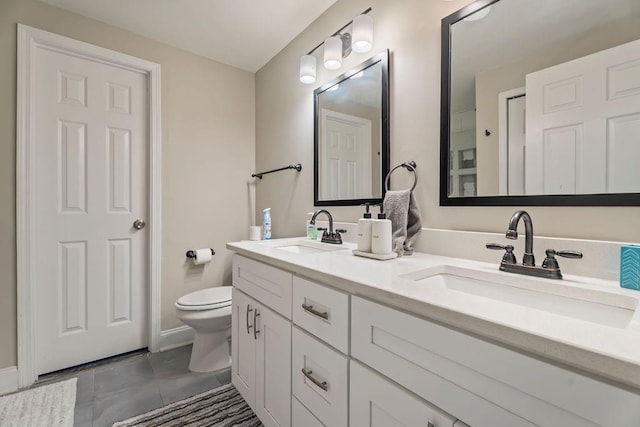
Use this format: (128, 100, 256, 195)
(402, 265, 638, 328)
(271, 239, 345, 255)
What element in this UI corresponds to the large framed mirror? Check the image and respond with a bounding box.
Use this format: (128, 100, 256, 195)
(440, 0, 640, 206)
(314, 50, 390, 206)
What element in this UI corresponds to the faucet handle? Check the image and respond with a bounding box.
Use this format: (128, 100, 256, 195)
(486, 243, 517, 264)
(317, 227, 327, 231)
(554, 250, 583, 259)
(542, 249, 583, 269)
(335, 228, 347, 234)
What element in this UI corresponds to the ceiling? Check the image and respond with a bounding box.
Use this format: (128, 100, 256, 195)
(39, 0, 338, 72)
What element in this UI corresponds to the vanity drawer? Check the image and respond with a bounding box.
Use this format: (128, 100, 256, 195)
(232, 254, 292, 319)
(292, 396, 325, 427)
(350, 360, 456, 427)
(292, 276, 349, 353)
(352, 297, 533, 427)
(292, 327, 348, 427)
(352, 296, 640, 427)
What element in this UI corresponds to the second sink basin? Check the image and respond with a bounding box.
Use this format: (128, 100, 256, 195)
(402, 265, 638, 328)
(269, 238, 346, 255)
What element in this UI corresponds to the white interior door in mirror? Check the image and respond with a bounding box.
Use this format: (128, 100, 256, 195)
(319, 109, 372, 200)
(526, 38, 640, 195)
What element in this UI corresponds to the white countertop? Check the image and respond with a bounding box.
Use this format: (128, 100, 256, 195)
(227, 237, 640, 391)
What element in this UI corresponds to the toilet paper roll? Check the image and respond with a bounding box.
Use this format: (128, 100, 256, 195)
(249, 226, 262, 241)
(192, 248, 212, 265)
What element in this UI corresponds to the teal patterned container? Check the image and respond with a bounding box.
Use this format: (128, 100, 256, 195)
(620, 245, 640, 291)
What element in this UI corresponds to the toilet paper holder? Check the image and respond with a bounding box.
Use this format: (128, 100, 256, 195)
(186, 248, 215, 259)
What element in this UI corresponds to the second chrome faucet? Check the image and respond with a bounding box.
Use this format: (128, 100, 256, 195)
(487, 210, 583, 279)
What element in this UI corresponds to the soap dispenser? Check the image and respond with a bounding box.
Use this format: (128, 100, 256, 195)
(371, 204, 392, 255)
(357, 203, 373, 252)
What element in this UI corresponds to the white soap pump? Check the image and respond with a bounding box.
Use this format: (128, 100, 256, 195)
(357, 203, 373, 252)
(371, 204, 393, 255)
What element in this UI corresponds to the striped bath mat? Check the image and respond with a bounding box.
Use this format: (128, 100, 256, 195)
(112, 383, 261, 427)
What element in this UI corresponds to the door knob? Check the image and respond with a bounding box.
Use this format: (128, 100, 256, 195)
(133, 219, 146, 230)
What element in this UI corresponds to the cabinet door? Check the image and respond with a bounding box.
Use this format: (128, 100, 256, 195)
(255, 303, 291, 427)
(232, 288, 256, 409)
(233, 254, 293, 319)
(350, 360, 456, 427)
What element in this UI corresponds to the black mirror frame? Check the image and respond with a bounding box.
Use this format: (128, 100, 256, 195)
(314, 50, 390, 207)
(440, 0, 640, 206)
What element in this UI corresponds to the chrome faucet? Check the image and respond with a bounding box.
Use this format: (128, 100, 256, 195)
(486, 210, 583, 279)
(310, 209, 344, 244)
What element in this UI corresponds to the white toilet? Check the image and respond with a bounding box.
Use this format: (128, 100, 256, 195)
(175, 286, 232, 372)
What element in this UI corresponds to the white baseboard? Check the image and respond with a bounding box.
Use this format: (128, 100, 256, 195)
(0, 366, 18, 395)
(158, 325, 194, 352)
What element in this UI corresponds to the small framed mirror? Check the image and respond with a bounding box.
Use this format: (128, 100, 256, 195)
(440, 0, 640, 206)
(314, 50, 390, 206)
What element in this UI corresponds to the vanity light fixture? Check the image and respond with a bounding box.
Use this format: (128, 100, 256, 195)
(299, 54, 316, 84)
(299, 7, 373, 84)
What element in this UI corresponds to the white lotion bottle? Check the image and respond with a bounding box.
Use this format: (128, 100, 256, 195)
(371, 205, 392, 255)
(357, 203, 373, 252)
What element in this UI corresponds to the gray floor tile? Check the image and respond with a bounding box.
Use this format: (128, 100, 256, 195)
(93, 354, 154, 396)
(92, 384, 163, 427)
(75, 370, 95, 406)
(148, 345, 192, 378)
(74, 401, 93, 427)
(215, 367, 232, 385)
(157, 372, 221, 405)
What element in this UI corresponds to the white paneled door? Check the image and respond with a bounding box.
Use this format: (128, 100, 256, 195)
(526, 38, 640, 195)
(35, 47, 148, 374)
(320, 109, 372, 200)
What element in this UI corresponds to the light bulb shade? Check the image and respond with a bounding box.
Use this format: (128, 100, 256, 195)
(324, 36, 343, 70)
(299, 55, 316, 84)
(463, 5, 492, 22)
(352, 14, 373, 53)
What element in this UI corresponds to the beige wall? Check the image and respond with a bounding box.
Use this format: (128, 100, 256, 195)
(0, 0, 255, 369)
(476, 18, 640, 195)
(256, 0, 640, 245)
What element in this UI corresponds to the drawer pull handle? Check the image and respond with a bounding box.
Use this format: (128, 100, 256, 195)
(301, 368, 328, 392)
(253, 308, 260, 340)
(246, 305, 253, 334)
(301, 303, 329, 320)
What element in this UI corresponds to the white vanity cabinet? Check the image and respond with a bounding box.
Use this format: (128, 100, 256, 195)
(231, 256, 292, 427)
(230, 251, 640, 427)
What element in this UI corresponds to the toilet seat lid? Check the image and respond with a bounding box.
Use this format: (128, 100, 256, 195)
(176, 287, 232, 310)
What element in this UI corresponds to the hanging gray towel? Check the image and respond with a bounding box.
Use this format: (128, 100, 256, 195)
(383, 189, 422, 256)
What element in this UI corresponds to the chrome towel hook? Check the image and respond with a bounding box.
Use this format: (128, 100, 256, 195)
(385, 161, 417, 192)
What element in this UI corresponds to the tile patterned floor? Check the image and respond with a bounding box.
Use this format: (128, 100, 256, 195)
(34, 345, 231, 427)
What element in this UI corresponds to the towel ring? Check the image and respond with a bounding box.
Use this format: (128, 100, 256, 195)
(385, 161, 417, 192)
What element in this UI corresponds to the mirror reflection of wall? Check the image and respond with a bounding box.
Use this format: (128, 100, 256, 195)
(315, 51, 389, 206)
(447, 0, 640, 199)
